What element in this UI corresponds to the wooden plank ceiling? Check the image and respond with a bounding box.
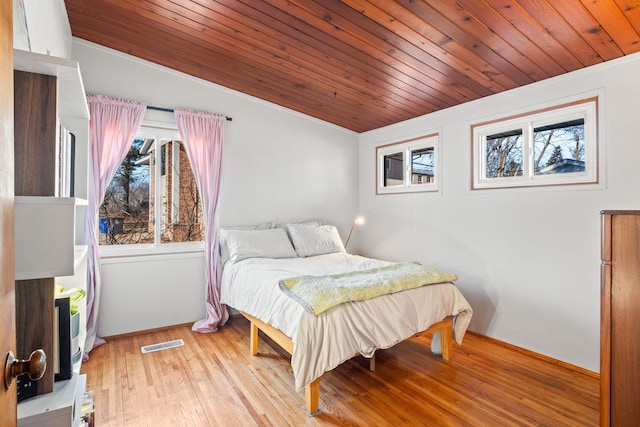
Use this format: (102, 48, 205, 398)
(64, 0, 640, 133)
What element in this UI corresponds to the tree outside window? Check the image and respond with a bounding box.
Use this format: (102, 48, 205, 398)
(472, 97, 597, 190)
(100, 127, 204, 247)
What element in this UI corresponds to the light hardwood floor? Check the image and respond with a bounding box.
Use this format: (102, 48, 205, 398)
(81, 316, 599, 426)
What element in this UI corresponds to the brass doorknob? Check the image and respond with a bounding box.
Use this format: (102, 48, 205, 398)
(4, 349, 46, 389)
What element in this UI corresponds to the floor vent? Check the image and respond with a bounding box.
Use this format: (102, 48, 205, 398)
(141, 339, 185, 354)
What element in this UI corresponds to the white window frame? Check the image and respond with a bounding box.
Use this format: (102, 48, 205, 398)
(472, 97, 599, 190)
(170, 140, 181, 225)
(100, 121, 204, 257)
(376, 133, 440, 195)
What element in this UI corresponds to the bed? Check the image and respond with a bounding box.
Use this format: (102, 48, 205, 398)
(219, 223, 473, 414)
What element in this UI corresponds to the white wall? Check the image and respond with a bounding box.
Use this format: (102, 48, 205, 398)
(18, 0, 71, 57)
(358, 52, 640, 373)
(99, 253, 207, 336)
(71, 39, 359, 337)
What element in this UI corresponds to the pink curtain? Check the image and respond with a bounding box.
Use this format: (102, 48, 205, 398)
(84, 94, 146, 356)
(174, 109, 229, 332)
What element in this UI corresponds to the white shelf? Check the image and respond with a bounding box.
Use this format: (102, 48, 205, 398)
(14, 197, 78, 280)
(18, 373, 86, 427)
(13, 49, 89, 120)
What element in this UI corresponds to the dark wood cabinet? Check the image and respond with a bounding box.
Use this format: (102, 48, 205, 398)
(600, 210, 640, 427)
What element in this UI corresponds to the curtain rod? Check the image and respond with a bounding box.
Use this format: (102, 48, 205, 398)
(147, 105, 232, 121)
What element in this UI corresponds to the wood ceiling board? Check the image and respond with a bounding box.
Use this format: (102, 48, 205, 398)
(64, 0, 640, 132)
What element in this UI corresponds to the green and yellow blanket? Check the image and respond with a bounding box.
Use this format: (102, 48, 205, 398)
(279, 262, 458, 315)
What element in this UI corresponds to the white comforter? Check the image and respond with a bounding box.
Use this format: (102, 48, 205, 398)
(220, 253, 473, 391)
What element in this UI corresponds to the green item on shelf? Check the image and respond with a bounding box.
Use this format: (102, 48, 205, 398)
(55, 285, 86, 315)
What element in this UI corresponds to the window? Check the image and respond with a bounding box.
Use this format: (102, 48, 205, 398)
(377, 133, 439, 194)
(472, 97, 598, 189)
(99, 124, 204, 251)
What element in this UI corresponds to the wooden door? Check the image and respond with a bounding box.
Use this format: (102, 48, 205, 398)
(0, 0, 16, 425)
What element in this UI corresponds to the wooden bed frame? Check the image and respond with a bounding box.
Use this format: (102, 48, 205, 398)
(241, 312, 453, 415)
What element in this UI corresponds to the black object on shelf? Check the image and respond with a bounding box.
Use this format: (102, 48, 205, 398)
(16, 374, 38, 402)
(54, 296, 72, 382)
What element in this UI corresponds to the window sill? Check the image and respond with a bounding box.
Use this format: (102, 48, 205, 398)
(99, 242, 205, 261)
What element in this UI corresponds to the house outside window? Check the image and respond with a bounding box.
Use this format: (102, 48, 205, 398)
(471, 97, 598, 190)
(99, 124, 203, 252)
(377, 133, 440, 194)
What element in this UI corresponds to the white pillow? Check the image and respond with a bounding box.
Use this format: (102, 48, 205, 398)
(222, 228, 297, 263)
(274, 219, 321, 229)
(219, 222, 273, 264)
(286, 223, 346, 257)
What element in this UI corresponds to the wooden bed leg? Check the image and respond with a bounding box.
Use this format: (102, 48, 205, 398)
(440, 317, 453, 361)
(304, 378, 321, 416)
(369, 353, 376, 372)
(249, 321, 259, 356)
